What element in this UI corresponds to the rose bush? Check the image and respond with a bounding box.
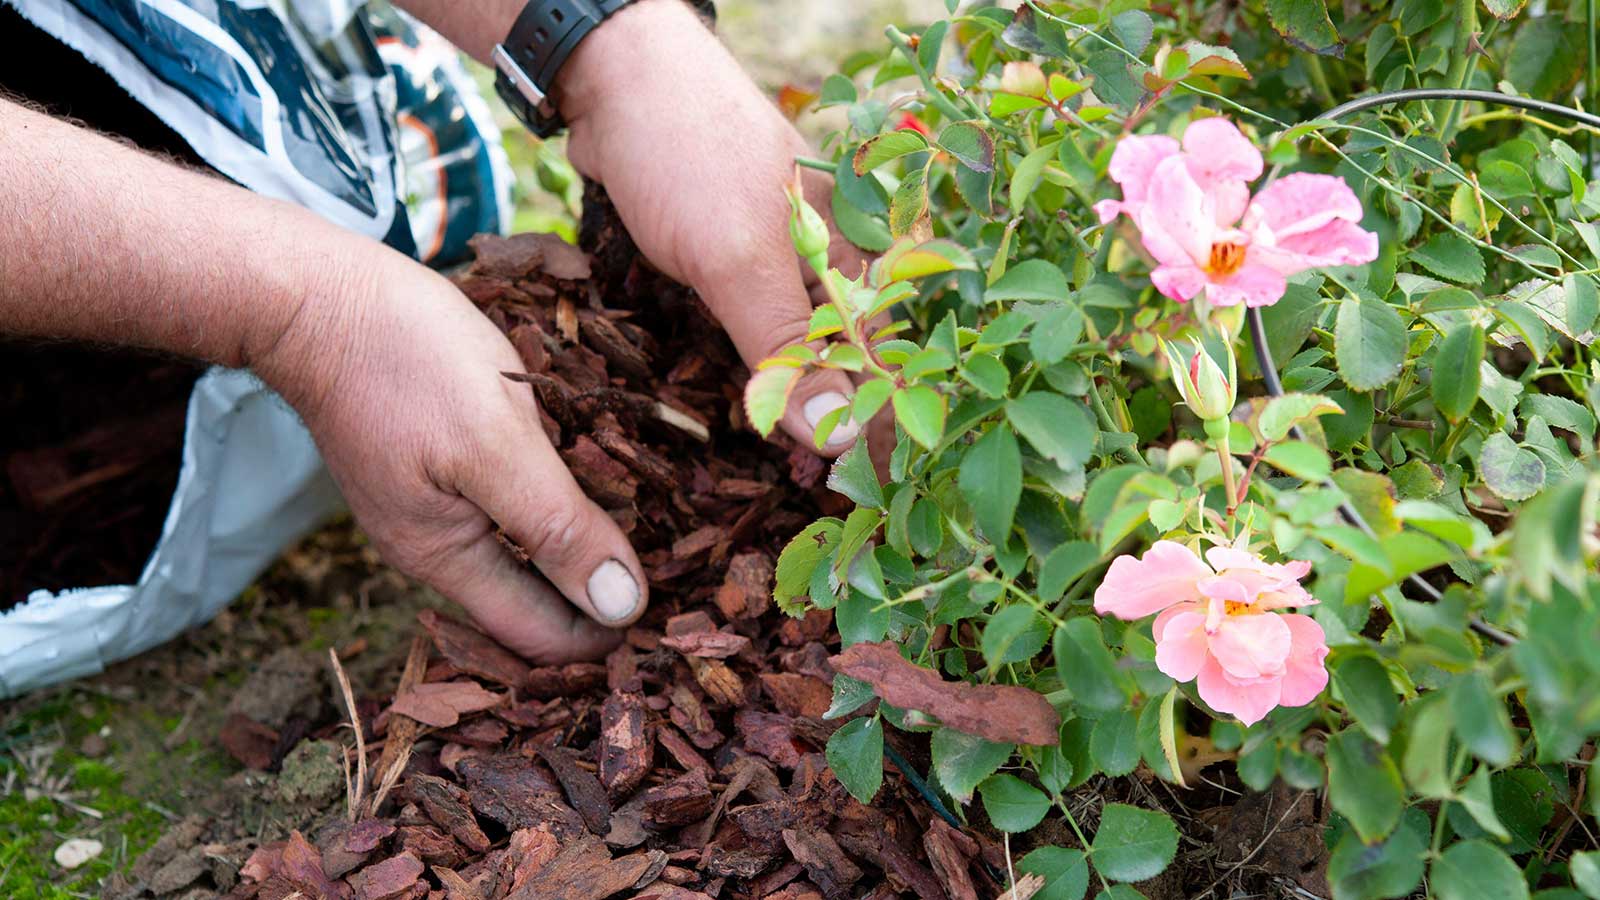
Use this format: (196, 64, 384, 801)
(747, 1, 1600, 897)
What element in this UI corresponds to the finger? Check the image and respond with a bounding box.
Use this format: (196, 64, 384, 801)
(693, 231, 862, 456)
(464, 387, 651, 628)
(430, 520, 623, 664)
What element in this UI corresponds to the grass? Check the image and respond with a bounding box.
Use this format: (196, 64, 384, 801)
(0, 691, 223, 897)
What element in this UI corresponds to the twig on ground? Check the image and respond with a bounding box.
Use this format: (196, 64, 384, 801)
(367, 634, 430, 817)
(328, 647, 368, 822)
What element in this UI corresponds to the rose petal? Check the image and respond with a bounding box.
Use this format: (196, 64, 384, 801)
(1248, 172, 1363, 239)
(1277, 614, 1330, 707)
(1207, 611, 1292, 681)
(1106, 133, 1180, 206)
(1181, 118, 1263, 189)
(1264, 218, 1382, 273)
(1196, 657, 1282, 726)
(1136, 156, 1215, 268)
(1150, 264, 1209, 302)
(1152, 608, 1209, 682)
(1092, 540, 1212, 620)
(1206, 259, 1287, 308)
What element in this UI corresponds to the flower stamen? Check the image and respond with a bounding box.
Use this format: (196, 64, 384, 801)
(1207, 241, 1248, 277)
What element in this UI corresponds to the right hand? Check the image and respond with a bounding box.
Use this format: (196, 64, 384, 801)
(256, 248, 646, 664)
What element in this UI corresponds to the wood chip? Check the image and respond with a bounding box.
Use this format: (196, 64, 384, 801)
(598, 692, 654, 799)
(829, 641, 1060, 746)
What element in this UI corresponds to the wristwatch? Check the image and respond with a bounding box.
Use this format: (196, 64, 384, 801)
(493, 0, 716, 138)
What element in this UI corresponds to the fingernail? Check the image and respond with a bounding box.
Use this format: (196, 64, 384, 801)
(803, 391, 860, 450)
(587, 559, 640, 623)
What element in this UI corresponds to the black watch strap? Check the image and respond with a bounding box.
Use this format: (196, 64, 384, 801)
(493, 0, 715, 138)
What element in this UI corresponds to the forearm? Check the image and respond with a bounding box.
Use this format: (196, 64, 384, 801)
(0, 97, 388, 373)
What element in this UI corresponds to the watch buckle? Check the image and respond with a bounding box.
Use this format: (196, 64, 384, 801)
(492, 44, 547, 108)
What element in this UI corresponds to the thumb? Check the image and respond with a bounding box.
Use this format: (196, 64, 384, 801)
(464, 410, 651, 629)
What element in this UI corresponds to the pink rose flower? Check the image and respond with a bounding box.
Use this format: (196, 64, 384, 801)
(1096, 118, 1380, 308)
(1092, 540, 1329, 725)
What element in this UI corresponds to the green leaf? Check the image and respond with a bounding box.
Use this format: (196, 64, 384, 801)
(745, 366, 799, 437)
(1054, 618, 1128, 711)
(1411, 233, 1486, 284)
(937, 121, 996, 173)
(824, 674, 876, 720)
(962, 354, 1012, 398)
(1481, 0, 1529, 18)
(982, 605, 1050, 667)
(1089, 803, 1179, 882)
(889, 165, 930, 237)
(1028, 301, 1085, 365)
(1570, 851, 1600, 899)
(819, 73, 857, 106)
(960, 426, 1023, 542)
(893, 385, 947, 450)
(1432, 324, 1485, 423)
(1090, 708, 1140, 777)
(1327, 809, 1427, 900)
(1458, 767, 1511, 841)
(826, 718, 884, 806)
(987, 258, 1071, 301)
(1259, 392, 1344, 442)
(1019, 847, 1089, 900)
(1480, 160, 1536, 200)
(853, 130, 929, 174)
(1332, 654, 1399, 744)
(1264, 441, 1331, 481)
(1480, 432, 1546, 502)
(1037, 541, 1100, 604)
(1010, 142, 1058, 216)
(774, 518, 843, 615)
(831, 184, 893, 252)
(1335, 294, 1408, 391)
(1265, 0, 1343, 55)
(1007, 392, 1096, 469)
(826, 440, 883, 509)
(1430, 841, 1529, 900)
(1345, 531, 1456, 601)
(908, 498, 943, 557)
(1326, 729, 1406, 842)
(978, 773, 1050, 832)
(931, 728, 1013, 804)
(1451, 670, 1519, 767)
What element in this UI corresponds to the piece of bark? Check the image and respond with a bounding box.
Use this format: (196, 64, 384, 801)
(654, 726, 715, 779)
(504, 835, 662, 900)
(525, 662, 607, 699)
(640, 769, 714, 828)
(417, 610, 528, 688)
(598, 692, 654, 799)
(316, 819, 393, 880)
(469, 232, 591, 282)
(690, 658, 745, 706)
(282, 829, 347, 900)
(408, 775, 491, 854)
(562, 436, 638, 507)
(503, 827, 563, 898)
(580, 312, 653, 379)
(762, 883, 825, 900)
(456, 754, 586, 837)
(671, 526, 727, 560)
(536, 745, 613, 835)
(593, 428, 678, 488)
(220, 713, 279, 771)
(714, 552, 773, 619)
(668, 684, 722, 750)
(665, 610, 717, 636)
(758, 674, 831, 720)
(829, 641, 1060, 746)
(348, 852, 424, 900)
(390, 682, 505, 729)
(660, 630, 751, 659)
(777, 610, 833, 648)
(780, 830, 861, 900)
(923, 820, 977, 900)
(735, 711, 805, 769)
(396, 826, 468, 869)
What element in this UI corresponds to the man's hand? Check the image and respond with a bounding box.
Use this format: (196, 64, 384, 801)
(551, 0, 871, 452)
(256, 258, 646, 664)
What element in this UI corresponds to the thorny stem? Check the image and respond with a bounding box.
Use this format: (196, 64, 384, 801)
(1436, 0, 1481, 142)
(1217, 432, 1239, 517)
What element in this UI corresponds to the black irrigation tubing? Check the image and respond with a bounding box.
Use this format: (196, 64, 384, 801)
(1247, 89, 1600, 648)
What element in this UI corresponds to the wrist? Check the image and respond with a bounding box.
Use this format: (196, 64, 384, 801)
(551, 0, 708, 124)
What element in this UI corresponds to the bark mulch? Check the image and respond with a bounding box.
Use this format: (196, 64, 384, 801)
(221, 191, 1026, 900)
